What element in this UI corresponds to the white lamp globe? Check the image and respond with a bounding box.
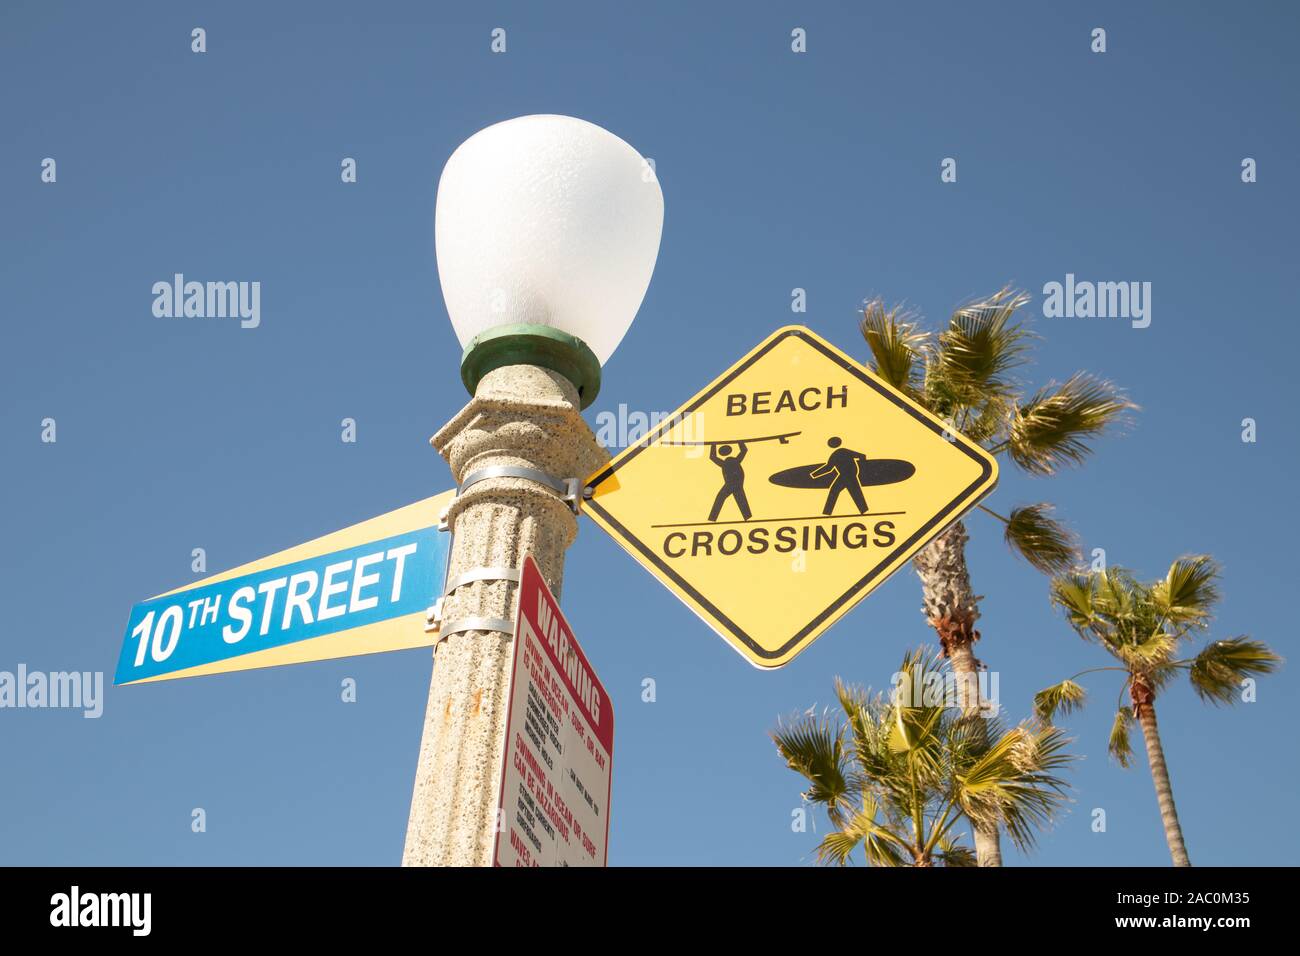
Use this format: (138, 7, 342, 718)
(435, 114, 664, 407)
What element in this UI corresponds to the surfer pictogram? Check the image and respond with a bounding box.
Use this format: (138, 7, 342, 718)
(809, 437, 869, 515)
(659, 432, 801, 522)
(768, 439, 916, 515)
(679, 430, 919, 522)
(708, 443, 750, 521)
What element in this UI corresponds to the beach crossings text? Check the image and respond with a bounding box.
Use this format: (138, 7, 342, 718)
(663, 519, 896, 560)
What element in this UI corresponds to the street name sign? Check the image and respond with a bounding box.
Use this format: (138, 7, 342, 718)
(494, 554, 613, 867)
(584, 325, 998, 668)
(115, 491, 454, 685)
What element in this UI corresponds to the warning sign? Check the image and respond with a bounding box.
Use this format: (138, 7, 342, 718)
(584, 326, 998, 668)
(494, 555, 613, 867)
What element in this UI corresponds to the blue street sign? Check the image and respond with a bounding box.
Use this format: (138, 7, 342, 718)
(116, 493, 452, 685)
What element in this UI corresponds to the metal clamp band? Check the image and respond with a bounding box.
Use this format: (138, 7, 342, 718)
(442, 566, 521, 595)
(425, 567, 523, 635)
(437, 616, 515, 639)
(456, 465, 582, 514)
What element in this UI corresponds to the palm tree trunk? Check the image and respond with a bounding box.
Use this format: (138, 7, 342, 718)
(1133, 694, 1191, 867)
(911, 521, 1002, 867)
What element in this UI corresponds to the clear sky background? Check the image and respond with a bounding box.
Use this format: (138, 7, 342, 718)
(2, 1, 1296, 866)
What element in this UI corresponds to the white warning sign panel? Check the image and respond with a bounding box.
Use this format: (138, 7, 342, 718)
(493, 554, 613, 867)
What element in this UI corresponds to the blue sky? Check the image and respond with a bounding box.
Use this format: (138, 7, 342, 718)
(2, 0, 1296, 866)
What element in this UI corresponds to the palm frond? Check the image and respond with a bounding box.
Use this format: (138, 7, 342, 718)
(815, 828, 864, 867)
(859, 299, 930, 398)
(834, 677, 868, 717)
(772, 712, 848, 818)
(817, 795, 911, 867)
(1014, 723, 1076, 776)
(1093, 566, 1142, 614)
(933, 287, 1033, 407)
(1006, 374, 1133, 476)
(1033, 679, 1088, 724)
(887, 650, 948, 787)
(957, 727, 1027, 798)
(1108, 706, 1136, 768)
(1115, 631, 1179, 670)
(956, 724, 1074, 852)
(997, 725, 1075, 851)
(1049, 573, 1098, 633)
(1052, 567, 1157, 656)
(959, 395, 1013, 445)
(1004, 503, 1079, 575)
(1188, 637, 1282, 705)
(937, 837, 977, 867)
(1152, 555, 1221, 627)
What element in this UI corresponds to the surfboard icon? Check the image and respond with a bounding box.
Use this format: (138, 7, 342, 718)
(659, 431, 801, 447)
(768, 459, 915, 489)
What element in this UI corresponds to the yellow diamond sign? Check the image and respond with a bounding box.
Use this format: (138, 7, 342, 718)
(584, 326, 998, 668)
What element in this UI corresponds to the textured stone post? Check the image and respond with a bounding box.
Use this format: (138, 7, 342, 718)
(401, 364, 608, 866)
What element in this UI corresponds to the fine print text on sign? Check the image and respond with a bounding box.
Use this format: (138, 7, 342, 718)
(116, 492, 454, 684)
(584, 326, 998, 668)
(494, 554, 613, 867)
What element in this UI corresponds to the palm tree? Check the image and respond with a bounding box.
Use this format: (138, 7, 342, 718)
(773, 648, 1074, 866)
(1034, 556, 1280, 866)
(858, 288, 1132, 864)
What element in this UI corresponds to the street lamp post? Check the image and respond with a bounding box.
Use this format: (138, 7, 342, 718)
(402, 115, 663, 866)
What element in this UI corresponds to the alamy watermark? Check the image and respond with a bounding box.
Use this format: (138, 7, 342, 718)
(152, 274, 260, 328)
(50, 886, 150, 936)
(1042, 274, 1151, 328)
(594, 404, 708, 453)
(889, 667, 1000, 718)
(0, 665, 103, 718)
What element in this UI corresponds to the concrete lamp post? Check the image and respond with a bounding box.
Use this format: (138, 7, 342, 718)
(402, 114, 664, 866)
